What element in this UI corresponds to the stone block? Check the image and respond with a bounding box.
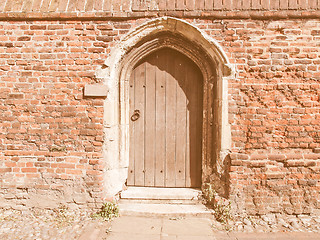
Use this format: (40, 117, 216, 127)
(84, 84, 108, 97)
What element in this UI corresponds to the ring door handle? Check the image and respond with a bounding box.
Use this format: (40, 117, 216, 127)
(131, 110, 140, 121)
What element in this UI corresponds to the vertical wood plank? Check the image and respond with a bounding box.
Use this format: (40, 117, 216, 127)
(144, 57, 156, 186)
(189, 64, 198, 187)
(128, 71, 135, 185)
(185, 60, 191, 187)
(134, 62, 146, 186)
(195, 67, 203, 187)
(155, 51, 166, 187)
(175, 54, 187, 187)
(165, 50, 177, 187)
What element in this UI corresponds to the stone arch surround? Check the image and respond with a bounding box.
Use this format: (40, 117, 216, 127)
(96, 17, 233, 197)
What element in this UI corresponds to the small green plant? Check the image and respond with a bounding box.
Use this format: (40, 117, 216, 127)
(53, 204, 75, 227)
(213, 200, 232, 224)
(203, 183, 233, 225)
(203, 183, 215, 203)
(92, 202, 119, 221)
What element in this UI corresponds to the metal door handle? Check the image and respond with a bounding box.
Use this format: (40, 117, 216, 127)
(131, 110, 140, 121)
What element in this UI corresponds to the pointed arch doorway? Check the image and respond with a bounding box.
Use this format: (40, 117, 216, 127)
(128, 48, 203, 188)
(98, 17, 232, 197)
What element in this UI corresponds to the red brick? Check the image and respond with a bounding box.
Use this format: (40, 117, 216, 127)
(21, 168, 37, 173)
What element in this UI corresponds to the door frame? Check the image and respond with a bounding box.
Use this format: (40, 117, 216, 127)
(99, 17, 233, 197)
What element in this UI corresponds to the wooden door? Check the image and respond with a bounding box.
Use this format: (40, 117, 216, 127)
(128, 48, 203, 188)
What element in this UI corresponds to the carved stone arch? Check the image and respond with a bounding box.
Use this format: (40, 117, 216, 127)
(96, 17, 233, 197)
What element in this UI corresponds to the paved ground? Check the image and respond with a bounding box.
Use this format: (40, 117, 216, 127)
(0, 207, 111, 240)
(1, 207, 320, 239)
(101, 216, 320, 240)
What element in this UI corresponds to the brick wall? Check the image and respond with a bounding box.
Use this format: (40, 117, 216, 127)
(1, 0, 320, 12)
(0, 17, 319, 213)
(1, 0, 320, 19)
(220, 19, 320, 214)
(0, 21, 112, 208)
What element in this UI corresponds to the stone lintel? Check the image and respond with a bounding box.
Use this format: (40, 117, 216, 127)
(84, 84, 108, 97)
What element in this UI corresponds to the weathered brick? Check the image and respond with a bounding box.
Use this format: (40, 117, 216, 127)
(17, 36, 31, 41)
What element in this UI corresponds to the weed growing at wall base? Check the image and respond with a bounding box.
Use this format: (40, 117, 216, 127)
(203, 183, 233, 225)
(91, 202, 119, 221)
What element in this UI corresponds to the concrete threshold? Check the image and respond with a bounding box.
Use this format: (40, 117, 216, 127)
(120, 186, 202, 200)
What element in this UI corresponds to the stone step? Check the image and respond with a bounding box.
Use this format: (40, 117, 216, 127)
(118, 203, 213, 218)
(120, 187, 202, 201)
(118, 187, 211, 218)
(119, 199, 201, 205)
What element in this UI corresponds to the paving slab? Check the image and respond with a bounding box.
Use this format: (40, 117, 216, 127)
(161, 235, 216, 240)
(214, 232, 320, 240)
(162, 218, 214, 236)
(110, 216, 162, 234)
(177, 236, 217, 240)
(106, 216, 216, 240)
(106, 232, 161, 240)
